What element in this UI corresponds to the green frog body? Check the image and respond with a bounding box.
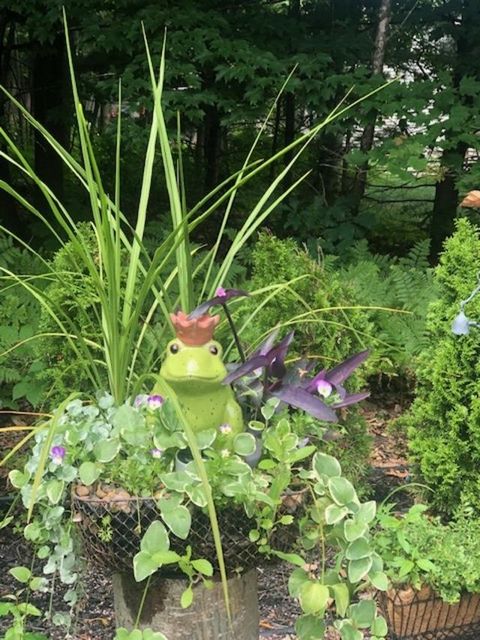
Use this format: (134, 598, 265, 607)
(154, 337, 244, 448)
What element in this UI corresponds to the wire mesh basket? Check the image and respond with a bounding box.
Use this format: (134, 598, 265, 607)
(378, 587, 480, 640)
(72, 490, 300, 576)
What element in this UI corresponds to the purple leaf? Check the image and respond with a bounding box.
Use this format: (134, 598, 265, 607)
(332, 391, 370, 408)
(223, 354, 269, 385)
(188, 289, 249, 319)
(252, 329, 280, 357)
(223, 331, 294, 384)
(325, 350, 369, 386)
(272, 385, 338, 423)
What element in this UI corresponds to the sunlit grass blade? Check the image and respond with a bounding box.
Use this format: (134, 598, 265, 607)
(0, 428, 41, 468)
(27, 395, 77, 521)
(144, 29, 193, 313)
(154, 378, 231, 620)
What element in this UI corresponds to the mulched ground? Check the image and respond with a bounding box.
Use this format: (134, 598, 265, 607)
(0, 393, 410, 639)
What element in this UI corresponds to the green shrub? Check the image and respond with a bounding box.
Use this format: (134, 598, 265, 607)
(406, 218, 480, 516)
(374, 503, 480, 603)
(35, 224, 110, 404)
(239, 232, 374, 480)
(333, 239, 436, 374)
(0, 234, 46, 408)
(241, 232, 374, 372)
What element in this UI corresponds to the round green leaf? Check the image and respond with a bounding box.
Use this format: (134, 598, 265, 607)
(299, 581, 330, 614)
(46, 479, 64, 505)
(370, 571, 389, 591)
(371, 615, 388, 636)
(78, 461, 101, 486)
(9, 566, 31, 584)
(348, 556, 373, 583)
(161, 505, 191, 540)
(344, 519, 368, 542)
(233, 432, 256, 456)
(140, 520, 170, 555)
(313, 452, 341, 478)
(357, 501, 376, 524)
(133, 551, 159, 582)
(345, 537, 372, 561)
(29, 576, 47, 591)
(195, 428, 217, 449)
(181, 586, 193, 609)
(325, 504, 348, 525)
(288, 568, 309, 598)
(94, 438, 121, 463)
(350, 599, 377, 628)
(328, 476, 356, 506)
(331, 583, 350, 617)
(295, 614, 325, 640)
(337, 621, 363, 640)
(8, 469, 29, 489)
(191, 559, 213, 576)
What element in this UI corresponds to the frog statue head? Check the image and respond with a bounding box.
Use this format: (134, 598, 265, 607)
(160, 311, 227, 392)
(156, 311, 244, 440)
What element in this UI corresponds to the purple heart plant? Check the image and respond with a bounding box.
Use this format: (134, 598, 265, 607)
(188, 288, 369, 430)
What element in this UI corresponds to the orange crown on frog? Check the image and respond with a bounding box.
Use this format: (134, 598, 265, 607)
(171, 311, 220, 346)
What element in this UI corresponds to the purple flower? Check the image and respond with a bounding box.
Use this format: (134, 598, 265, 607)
(147, 395, 164, 410)
(316, 379, 333, 398)
(224, 340, 370, 424)
(50, 446, 66, 465)
(301, 350, 370, 409)
(215, 287, 227, 298)
(151, 448, 164, 459)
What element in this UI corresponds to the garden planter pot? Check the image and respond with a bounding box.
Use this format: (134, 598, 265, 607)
(72, 491, 266, 573)
(112, 569, 259, 640)
(73, 491, 263, 638)
(378, 585, 480, 639)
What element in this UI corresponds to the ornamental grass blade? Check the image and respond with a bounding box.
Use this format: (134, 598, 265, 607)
(144, 28, 193, 313)
(153, 378, 231, 620)
(27, 394, 77, 522)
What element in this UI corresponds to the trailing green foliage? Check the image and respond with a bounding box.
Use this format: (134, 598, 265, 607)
(406, 219, 480, 516)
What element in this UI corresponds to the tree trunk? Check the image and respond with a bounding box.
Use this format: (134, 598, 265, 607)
(203, 104, 221, 193)
(0, 13, 19, 234)
(429, 145, 467, 262)
(112, 570, 259, 640)
(284, 91, 295, 168)
(268, 100, 281, 183)
(351, 0, 392, 214)
(32, 32, 69, 202)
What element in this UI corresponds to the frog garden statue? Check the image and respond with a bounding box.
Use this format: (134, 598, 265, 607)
(153, 310, 244, 450)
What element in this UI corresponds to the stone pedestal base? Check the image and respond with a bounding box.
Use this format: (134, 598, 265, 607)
(112, 570, 259, 640)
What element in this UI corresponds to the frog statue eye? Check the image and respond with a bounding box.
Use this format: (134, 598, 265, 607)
(209, 345, 218, 355)
(170, 343, 180, 354)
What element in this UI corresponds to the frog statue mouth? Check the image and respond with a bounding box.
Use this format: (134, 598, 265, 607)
(165, 371, 223, 383)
